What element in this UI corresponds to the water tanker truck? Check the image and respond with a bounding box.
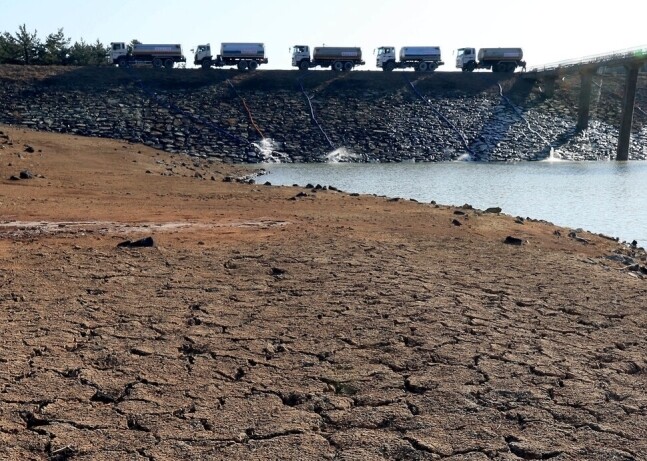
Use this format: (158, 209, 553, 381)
(109, 42, 186, 68)
(194, 43, 268, 70)
(292, 45, 365, 71)
(455, 47, 525, 72)
(376, 46, 444, 72)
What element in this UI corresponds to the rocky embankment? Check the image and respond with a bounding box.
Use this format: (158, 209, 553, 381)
(0, 65, 646, 162)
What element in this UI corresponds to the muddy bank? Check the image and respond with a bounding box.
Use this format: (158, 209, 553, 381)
(1, 126, 646, 460)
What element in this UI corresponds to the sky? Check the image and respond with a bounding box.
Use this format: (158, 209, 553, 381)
(1, 0, 646, 70)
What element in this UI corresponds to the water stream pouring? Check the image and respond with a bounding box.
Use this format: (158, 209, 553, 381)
(252, 138, 287, 163)
(325, 147, 359, 163)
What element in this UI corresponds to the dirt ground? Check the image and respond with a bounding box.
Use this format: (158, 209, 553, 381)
(0, 125, 646, 460)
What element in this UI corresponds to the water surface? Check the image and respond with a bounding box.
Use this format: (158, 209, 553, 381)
(259, 161, 647, 246)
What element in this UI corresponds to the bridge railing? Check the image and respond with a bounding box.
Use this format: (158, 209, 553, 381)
(529, 45, 647, 73)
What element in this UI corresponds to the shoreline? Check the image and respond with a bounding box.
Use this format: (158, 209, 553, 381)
(256, 161, 647, 247)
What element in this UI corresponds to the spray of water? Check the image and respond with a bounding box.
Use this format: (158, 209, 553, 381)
(252, 138, 286, 163)
(544, 147, 563, 162)
(455, 153, 473, 162)
(325, 147, 360, 163)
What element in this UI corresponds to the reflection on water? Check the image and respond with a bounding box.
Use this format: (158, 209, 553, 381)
(260, 161, 647, 246)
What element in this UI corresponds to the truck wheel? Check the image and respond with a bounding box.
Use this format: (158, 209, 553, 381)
(492, 63, 500, 73)
(117, 57, 128, 68)
(248, 60, 258, 71)
(466, 62, 476, 72)
(343, 61, 353, 72)
(152, 58, 162, 68)
(237, 60, 248, 71)
(299, 60, 310, 71)
(417, 62, 428, 72)
(384, 61, 396, 72)
(164, 59, 174, 69)
(201, 60, 211, 70)
(333, 61, 343, 72)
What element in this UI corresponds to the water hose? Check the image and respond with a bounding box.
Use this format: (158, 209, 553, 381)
(404, 74, 475, 157)
(125, 66, 250, 145)
(297, 75, 336, 150)
(227, 79, 265, 139)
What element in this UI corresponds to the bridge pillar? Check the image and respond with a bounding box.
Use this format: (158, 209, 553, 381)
(542, 76, 557, 98)
(576, 70, 595, 131)
(616, 63, 640, 161)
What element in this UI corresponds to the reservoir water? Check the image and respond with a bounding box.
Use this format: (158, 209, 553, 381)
(259, 160, 647, 247)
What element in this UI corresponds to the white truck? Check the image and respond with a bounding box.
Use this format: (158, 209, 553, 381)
(376, 46, 444, 72)
(194, 43, 268, 71)
(456, 48, 525, 73)
(292, 45, 365, 71)
(109, 42, 186, 68)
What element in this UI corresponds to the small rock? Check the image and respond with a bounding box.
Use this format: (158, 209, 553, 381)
(452, 219, 462, 226)
(270, 267, 286, 276)
(504, 236, 524, 245)
(117, 236, 155, 248)
(130, 347, 153, 356)
(485, 207, 502, 213)
(24, 145, 35, 153)
(19, 170, 34, 179)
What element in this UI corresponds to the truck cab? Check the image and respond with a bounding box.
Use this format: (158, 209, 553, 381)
(376, 46, 396, 70)
(456, 47, 476, 72)
(109, 42, 127, 64)
(291, 45, 310, 69)
(194, 44, 212, 65)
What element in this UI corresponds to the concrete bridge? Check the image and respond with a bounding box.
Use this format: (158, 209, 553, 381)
(523, 46, 647, 160)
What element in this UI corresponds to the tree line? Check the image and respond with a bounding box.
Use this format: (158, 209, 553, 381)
(0, 24, 110, 66)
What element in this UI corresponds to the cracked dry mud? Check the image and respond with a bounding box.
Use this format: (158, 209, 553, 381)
(1, 126, 646, 460)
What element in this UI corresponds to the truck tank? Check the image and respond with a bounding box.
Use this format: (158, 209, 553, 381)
(313, 47, 362, 59)
(477, 48, 523, 61)
(220, 43, 266, 59)
(131, 44, 183, 56)
(399, 47, 441, 61)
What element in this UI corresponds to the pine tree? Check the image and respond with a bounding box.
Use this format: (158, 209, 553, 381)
(14, 24, 40, 64)
(42, 28, 71, 65)
(0, 32, 21, 64)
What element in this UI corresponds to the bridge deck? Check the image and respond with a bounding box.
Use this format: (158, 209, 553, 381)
(527, 45, 647, 78)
